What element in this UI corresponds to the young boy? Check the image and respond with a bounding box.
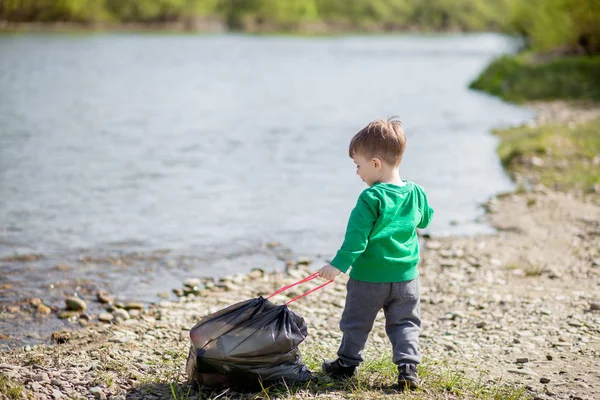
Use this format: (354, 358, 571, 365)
(318, 117, 433, 389)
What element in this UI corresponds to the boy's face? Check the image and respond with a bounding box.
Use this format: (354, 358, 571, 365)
(352, 153, 381, 186)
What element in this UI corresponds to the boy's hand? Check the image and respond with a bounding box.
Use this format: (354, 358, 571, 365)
(318, 264, 341, 280)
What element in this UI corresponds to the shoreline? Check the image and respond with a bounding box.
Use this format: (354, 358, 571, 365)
(0, 20, 480, 36)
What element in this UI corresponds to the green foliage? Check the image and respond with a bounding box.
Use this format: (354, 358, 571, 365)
(507, 0, 600, 54)
(495, 117, 600, 192)
(0, 373, 24, 399)
(470, 54, 600, 102)
(1, 0, 599, 54)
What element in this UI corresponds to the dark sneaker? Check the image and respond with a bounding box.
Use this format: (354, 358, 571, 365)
(322, 358, 356, 379)
(397, 363, 419, 390)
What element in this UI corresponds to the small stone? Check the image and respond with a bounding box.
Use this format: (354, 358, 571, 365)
(173, 288, 184, 297)
(37, 304, 52, 314)
(33, 372, 50, 382)
(516, 357, 529, 363)
(90, 386, 107, 400)
(113, 309, 129, 321)
(29, 382, 42, 392)
(51, 330, 72, 344)
(30, 298, 42, 306)
(98, 312, 114, 323)
(539, 308, 552, 315)
(441, 259, 458, 268)
(540, 377, 551, 384)
(157, 292, 170, 299)
(51, 389, 63, 399)
(475, 321, 486, 329)
(297, 257, 312, 266)
(57, 310, 79, 319)
(96, 291, 114, 304)
(589, 302, 600, 311)
(248, 268, 264, 279)
(124, 302, 143, 311)
(183, 278, 201, 288)
(546, 354, 553, 360)
(54, 264, 71, 271)
(507, 368, 538, 376)
(128, 309, 140, 318)
(65, 296, 86, 312)
(426, 241, 441, 250)
(567, 320, 583, 327)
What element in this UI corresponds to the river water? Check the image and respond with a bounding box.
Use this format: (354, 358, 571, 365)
(0, 33, 533, 345)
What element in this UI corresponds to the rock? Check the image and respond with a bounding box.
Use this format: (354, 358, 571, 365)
(30, 298, 42, 306)
(29, 381, 42, 392)
(546, 354, 553, 360)
(98, 312, 114, 323)
(157, 292, 170, 299)
(183, 278, 201, 288)
(128, 309, 140, 318)
(589, 302, 600, 311)
(51, 389, 63, 399)
(540, 377, 551, 384)
(90, 386, 107, 400)
(297, 257, 312, 266)
(51, 330, 72, 344)
(32, 372, 50, 382)
(475, 321, 486, 329)
(441, 259, 458, 268)
(57, 311, 79, 319)
(96, 291, 114, 304)
(425, 240, 441, 250)
(248, 268, 264, 279)
(113, 309, 129, 321)
(173, 288, 184, 297)
(37, 304, 52, 314)
(65, 296, 86, 312)
(567, 320, 583, 327)
(516, 357, 529, 363)
(124, 302, 144, 311)
(54, 264, 72, 271)
(507, 368, 538, 376)
(114, 302, 125, 309)
(539, 308, 552, 315)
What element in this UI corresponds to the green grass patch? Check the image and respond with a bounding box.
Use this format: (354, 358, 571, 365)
(160, 346, 530, 400)
(470, 54, 600, 102)
(0, 373, 25, 399)
(494, 117, 600, 192)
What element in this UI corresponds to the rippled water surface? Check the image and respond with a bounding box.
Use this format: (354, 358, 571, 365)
(0, 33, 533, 344)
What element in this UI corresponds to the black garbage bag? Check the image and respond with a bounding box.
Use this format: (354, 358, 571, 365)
(186, 296, 312, 392)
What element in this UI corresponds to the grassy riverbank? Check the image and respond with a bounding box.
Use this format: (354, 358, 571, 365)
(470, 54, 600, 103)
(495, 113, 600, 193)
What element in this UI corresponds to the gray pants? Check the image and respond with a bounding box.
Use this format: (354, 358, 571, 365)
(337, 278, 421, 367)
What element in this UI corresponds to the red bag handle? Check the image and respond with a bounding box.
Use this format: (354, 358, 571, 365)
(266, 272, 333, 305)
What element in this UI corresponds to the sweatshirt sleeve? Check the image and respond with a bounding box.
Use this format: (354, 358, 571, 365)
(417, 187, 434, 229)
(330, 190, 378, 273)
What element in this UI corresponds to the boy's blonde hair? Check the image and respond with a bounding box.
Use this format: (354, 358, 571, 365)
(349, 117, 406, 166)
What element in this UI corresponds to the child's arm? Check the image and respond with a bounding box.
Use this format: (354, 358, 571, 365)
(417, 188, 434, 229)
(319, 191, 378, 279)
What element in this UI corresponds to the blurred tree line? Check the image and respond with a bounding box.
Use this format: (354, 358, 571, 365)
(1, 0, 598, 54)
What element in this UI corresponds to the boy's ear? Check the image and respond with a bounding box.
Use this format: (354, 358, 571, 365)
(372, 158, 382, 170)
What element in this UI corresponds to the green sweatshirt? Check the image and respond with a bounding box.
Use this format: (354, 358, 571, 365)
(330, 181, 434, 283)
